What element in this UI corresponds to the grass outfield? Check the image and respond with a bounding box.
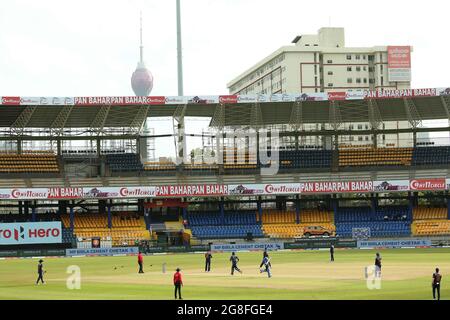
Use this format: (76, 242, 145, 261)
(0, 248, 448, 300)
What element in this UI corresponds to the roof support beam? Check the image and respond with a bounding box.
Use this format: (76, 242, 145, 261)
(89, 105, 111, 135)
(367, 99, 383, 130)
(329, 100, 343, 131)
(129, 105, 150, 134)
(289, 101, 304, 132)
(403, 98, 422, 128)
(50, 105, 74, 136)
(250, 102, 263, 131)
(441, 95, 450, 120)
(10, 106, 37, 135)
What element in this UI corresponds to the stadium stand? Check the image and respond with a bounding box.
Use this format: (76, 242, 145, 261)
(412, 146, 450, 166)
(412, 220, 450, 236)
(260, 209, 335, 239)
(413, 207, 447, 220)
(0, 152, 59, 173)
(61, 213, 150, 246)
(106, 153, 143, 172)
(411, 207, 450, 236)
(187, 211, 263, 239)
(335, 206, 411, 237)
(279, 150, 333, 169)
(339, 147, 413, 167)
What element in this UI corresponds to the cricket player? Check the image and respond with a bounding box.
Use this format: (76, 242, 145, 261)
(137, 251, 144, 273)
(204, 251, 212, 272)
(230, 252, 242, 275)
(173, 268, 183, 300)
(259, 254, 272, 278)
(330, 244, 335, 262)
(374, 253, 382, 277)
(432, 267, 442, 300)
(36, 259, 45, 285)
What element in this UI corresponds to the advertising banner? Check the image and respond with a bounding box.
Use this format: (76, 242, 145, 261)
(373, 180, 410, 192)
(0, 222, 62, 245)
(357, 239, 431, 249)
(409, 178, 446, 191)
(66, 247, 139, 256)
(364, 88, 436, 100)
(300, 181, 373, 194)
(227, 183, 301, 196)
(155, 184, 228, 197)
(74, 96, 160, 106)
(387, 46, 411, 82)
(284, 239, 357, 249)
(447, 178, 450, 190)
(210, 242, 284, 252)
(1, 96, 21, 105)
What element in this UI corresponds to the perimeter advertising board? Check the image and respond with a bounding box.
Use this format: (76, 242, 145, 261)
(0, 222, 62, 245)
(210, 242, 284, 252)
(357, 239, 431, 248)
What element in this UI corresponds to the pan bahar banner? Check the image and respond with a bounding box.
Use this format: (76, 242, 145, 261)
(300, 181, 373, 194)
(155, 184, 229, 197)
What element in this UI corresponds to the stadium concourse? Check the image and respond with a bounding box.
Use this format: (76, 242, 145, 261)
(0, 87, 449, 256)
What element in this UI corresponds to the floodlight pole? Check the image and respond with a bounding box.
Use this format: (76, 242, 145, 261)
(176, 0, 184, 96)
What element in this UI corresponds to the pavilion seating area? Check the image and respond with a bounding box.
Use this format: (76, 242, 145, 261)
(61, 213, 150, 246)
(260, 209, 335, 239)
(0, 153, 59, 173)
(338, 147, 413, 167)
(187, 211, 264, 239)
(106, 153, 143, 172)
(412, 146, 450, 166)
(411, 207, 450, 236)
(278, 150, 332, 169)
(335, 206, 411, 237)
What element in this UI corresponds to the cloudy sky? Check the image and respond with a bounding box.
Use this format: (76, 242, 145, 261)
(1, 0, 449, 97)
(1, 0, 449, 158)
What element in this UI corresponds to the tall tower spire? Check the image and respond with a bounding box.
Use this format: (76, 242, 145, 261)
(131, 11, 154, 96)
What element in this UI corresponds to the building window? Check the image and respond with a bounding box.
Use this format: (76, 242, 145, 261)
(328, 83, 333, 87)
(327, 60, 333, 64)
(347, 78, 353, 84)
(363, 55, 366, 60)
(363, 78, 367, 84)
(369, 78, 375, 84)
(328, 71, 333, 75)
(358, 136, 363, 141)
(346, 55, 352, 60)
(347, 67, 352, 72)
(356, 66, 361, 72)
(356, 55, 361, 60)
(363, 66, 367, 71)
(381, 76, 384, 85)
(356, 78, 361, 83)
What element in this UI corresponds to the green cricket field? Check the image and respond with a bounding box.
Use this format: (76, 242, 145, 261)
(0, 248, 448, 300)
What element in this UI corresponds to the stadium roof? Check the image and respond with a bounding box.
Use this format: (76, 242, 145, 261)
(0, 87, 449, 130)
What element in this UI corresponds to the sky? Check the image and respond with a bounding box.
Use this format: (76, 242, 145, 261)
(1, 0, 450, 97)
(1, 0, 449, 158)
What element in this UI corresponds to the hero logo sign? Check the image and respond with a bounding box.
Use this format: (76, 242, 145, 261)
(0, 222, 61, 244)
(410, 179, 446, 191)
